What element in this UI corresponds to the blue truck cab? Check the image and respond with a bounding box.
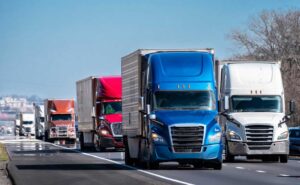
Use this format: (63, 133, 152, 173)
(121, 49, 223, 169)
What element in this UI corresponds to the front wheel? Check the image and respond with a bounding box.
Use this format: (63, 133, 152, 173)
(280, 155, 288, 163)
(212, 162, 222, 170)
(225, 142, 234, 162)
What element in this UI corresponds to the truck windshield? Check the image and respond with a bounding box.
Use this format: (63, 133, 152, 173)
(51, 114, 72, 121)
(103, 102, 122, 114)
(23, 121, 33, 125)
(289, 130, 300, 138)
(154, 91, 215, 110)
(231, 96, 282, 112)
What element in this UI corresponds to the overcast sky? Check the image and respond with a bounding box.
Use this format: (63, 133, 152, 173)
(1, 0, 299, 99)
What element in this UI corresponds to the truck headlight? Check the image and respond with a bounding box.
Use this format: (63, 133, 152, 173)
(208, 132, 222, 143)
(100, 129, 109, 135)
(151, 132, 165, 143)
(228, 130, 242, 141)
(277, 131, 288, 140)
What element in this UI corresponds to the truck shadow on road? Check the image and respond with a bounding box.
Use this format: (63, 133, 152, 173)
(15, 163, 134, 170)
(12, 149, 78, 154)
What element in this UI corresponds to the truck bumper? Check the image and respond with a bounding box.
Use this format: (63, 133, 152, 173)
(100, 136, 124, 148)
(152, 143, 223, 162)
(228, 140, 289, 155)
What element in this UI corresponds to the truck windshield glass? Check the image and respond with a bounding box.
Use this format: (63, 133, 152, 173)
(289, 130, 300, 138)
(103, 102, 122, 114)
(23, 121, 33, 125)
(231, 96, 282, 112)
(154, 91, 215, 110)
(51, 114, 72, 121)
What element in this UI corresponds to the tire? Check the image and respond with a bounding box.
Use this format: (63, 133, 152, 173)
(280, 155, 288, 163)
(145, 141, 159, 170)
(79, 132, 85, 151)
(44, 131, 49, 142)
(212, 161, 222, 170)
(93, 134, 101, 152)
(147, 160, 159, 170)
(225, 142, 234, 162)
(262, 155, 279, 162)
(193, 161, 203, 169)
(124, 136, 134, 166)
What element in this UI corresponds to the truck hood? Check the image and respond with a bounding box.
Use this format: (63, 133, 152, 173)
(229, 112, 285, 126)
(104, 114, 122, 124)
(154, 110, 217, 126)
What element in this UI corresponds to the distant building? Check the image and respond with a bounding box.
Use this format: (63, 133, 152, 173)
(0, 96, 34, 113)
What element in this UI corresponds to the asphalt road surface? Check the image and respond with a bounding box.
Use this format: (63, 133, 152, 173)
(2, 138, 300, 185)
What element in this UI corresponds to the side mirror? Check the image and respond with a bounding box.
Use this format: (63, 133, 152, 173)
(139, 96, 144, 111)
(289, 100, 296, 115)
(224, 96, 229, 110)
(149, 114, 156, 120)
(146, 104, 151, 115)
(91, 106, 96, 118)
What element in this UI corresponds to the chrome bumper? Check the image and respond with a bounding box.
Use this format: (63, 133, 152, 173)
(228, 140, 289, 155)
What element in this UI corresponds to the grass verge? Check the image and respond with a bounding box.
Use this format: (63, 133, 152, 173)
(0, 143, 8, 161)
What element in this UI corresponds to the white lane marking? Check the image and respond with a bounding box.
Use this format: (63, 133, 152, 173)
(235, 166, 245, 170)
(50, 143, 195, 185)
(256, 170, 266, 173)
(279, 174, 290, 177)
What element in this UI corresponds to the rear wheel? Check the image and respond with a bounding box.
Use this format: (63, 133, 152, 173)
(124, 136, 134, 166)
(79, 132, 86, 151)
(280, 155, 288, 163)
(44, 131, 49, 142)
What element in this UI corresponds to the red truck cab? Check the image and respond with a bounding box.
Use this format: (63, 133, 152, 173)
(44, 99, 76, 145)
(77, 76, 123, 151)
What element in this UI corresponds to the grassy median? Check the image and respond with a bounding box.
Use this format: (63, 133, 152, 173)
(0, 143, 8, 161)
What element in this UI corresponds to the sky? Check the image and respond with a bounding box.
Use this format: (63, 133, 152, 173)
(0, 0, 300, 99)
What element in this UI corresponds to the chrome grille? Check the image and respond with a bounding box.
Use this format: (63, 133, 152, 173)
(245, 125, 273, 150)
(170, 125, 204, 153)
(111, 122, 122, 136)
(57, 126, 67, 136)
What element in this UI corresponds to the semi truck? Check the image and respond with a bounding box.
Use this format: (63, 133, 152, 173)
(44, 99, 76, 145)
(76, 76, 123, 151)
(20, 113, 35, 137)
(34, 104, 45, 139)
(217, 61, 295, 163)
(121, 49, 223, 169)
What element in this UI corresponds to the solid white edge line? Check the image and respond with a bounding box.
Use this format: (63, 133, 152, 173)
(48, 142, 195, 185)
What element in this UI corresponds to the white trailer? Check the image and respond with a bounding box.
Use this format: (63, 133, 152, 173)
(76, 77, 95, 148)
(218, 61, 294, 163)
(34, 104, 45, 139)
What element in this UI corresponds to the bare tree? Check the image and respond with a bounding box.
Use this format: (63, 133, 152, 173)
(229, 9, 300, 126)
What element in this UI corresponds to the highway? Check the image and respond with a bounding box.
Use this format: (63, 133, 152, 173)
(2, 138, 299, 185)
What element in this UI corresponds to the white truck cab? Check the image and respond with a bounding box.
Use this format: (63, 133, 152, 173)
(218, 61, 295, 163)
(20, 113, 36, 137)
